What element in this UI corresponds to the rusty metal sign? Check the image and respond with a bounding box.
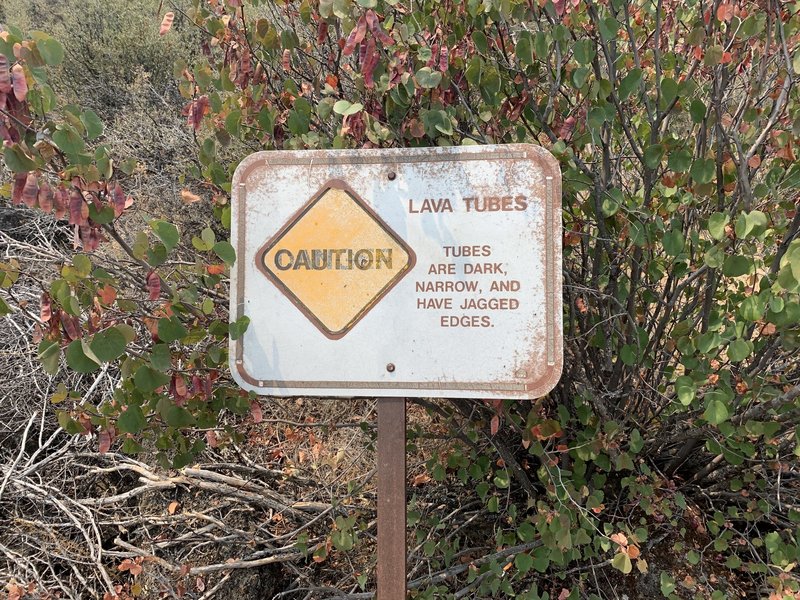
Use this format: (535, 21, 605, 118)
(230, 144, 562, 399)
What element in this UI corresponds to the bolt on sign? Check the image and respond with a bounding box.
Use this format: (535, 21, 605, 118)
(230, 144, 562, 399)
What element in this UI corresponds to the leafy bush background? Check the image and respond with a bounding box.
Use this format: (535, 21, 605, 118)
(1, 0, 799, 598)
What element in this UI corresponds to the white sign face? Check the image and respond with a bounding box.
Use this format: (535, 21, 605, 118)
(230, 144, 562, 399)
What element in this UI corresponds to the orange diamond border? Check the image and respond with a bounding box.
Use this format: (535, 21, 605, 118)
(255, 179, 416, 340)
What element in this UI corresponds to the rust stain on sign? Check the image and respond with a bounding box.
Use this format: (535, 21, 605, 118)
(256, 180, 415, 339)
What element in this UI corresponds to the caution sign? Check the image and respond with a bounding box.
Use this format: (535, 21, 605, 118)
(230, 144, 562, 400)
(256, 181, 415, 338)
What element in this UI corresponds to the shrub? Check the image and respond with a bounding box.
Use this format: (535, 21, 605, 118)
(2, 0, 800, 596)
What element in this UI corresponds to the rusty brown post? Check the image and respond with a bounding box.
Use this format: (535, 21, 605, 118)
(377, 397, 407, 598)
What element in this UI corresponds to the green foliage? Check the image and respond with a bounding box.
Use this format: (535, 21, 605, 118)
(2, 0, 800, 596)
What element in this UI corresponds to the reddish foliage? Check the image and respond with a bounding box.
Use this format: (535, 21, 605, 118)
(22, 173, 38, 207)
(317, 22, 329, 45)
(37, 181, 53, 213)
(53, 185, 68, 219)
(159, 12, 175, 36)
(68, 190, 87, 225)
(98, 428, 113, 453)
(40, 292, 52, 322)
(112, 182, 126, 217)
(0, 54, 10, 93)
(60, 312, 81, 341)
(10, 64, 27, 102)
(343, 16, 367, 56)
(146, 271, 161, 300)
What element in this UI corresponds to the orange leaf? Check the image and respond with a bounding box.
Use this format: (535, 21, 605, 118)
(610, 532, 628, 547)
(490, 414, 500, 436)
(180, 189, 201, 204)
(716, 3, 734, 22)
(206, 264, 225, 275)
(747, 155, 761, 168)
(159, 12, 175, 36)
(168, 501, 180, 515)
(10, 64, 27, 102)
(627, 545, 641, 559)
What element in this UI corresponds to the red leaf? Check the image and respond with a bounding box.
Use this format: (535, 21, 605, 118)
(37, 181, 53, 213)
(40, 292, 52, 322)
(716, 3, 734, 22)
(0, 54, 11, 94)
(146, 271, 161, 301)
(361, 37, 378, 88)
(343, 15, 367, 56)
(10, 64, 27, 102)
(98, 285, 117, 305)
(366, 10, 394, 46)
(53, 186, 68, 219)
(22, 173, 38, 207)
(317, 22, 329, 45)
(69, 190, 88, 225)
(98, 428, 113, 453)
(11, 173, 26, 205)
(159, 12, 175, 36)
(250, 400, 263, 423)
(112, 182, 126, 217)
(188, 95, 209, 131)
(60, 312, 80, 340)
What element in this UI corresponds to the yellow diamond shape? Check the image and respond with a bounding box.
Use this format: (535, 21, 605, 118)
(256, 180, 415, 339)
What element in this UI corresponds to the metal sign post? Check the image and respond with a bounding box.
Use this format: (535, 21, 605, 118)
(229, 144, 563, 597)
(377, 398, 407, 597)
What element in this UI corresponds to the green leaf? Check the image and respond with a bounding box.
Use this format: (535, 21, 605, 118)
(158, 316, 188, 343)
(690, 158, 715, 184)
(611, 552, 632, 574)
(660, 77, 678, 107)
(134, 365, 170, 393)
(690, 99, 707, 123)
(471, 31, 488, 54)
(515, 552, 534, 574)
(619, 68, 642, 101)
(722, 255, 752, 277)
(675, 376, 695, 406)
(704, 399, 730, 425)
(65, 340, 101, 373)
(573, 39, 596, 65)
(668, 150, 692, 173)
(80, 110, 104, 140)
(229, 316, 251, 341)
(515, 32, 535, 66)
(415, 67, 443, 89)
(213, 241, 236, 266)
(38, 339, 60, 375)
(708, 212, 729, 240)
(332, 100, 363, 116)
(663, 229, 684, 257)
(90, 327, 127, 362)
(727, 339, 751, 362)
(660, 572, 676, 596)
(157, 397, 195, 428)
(118, 404, 147, 434)
(52, 126, 86, 155)
(150, 220, 179, 252)
(33, 33, 64, 65)
(3, 146, 38, 172)
(644, 144, 664, 169)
